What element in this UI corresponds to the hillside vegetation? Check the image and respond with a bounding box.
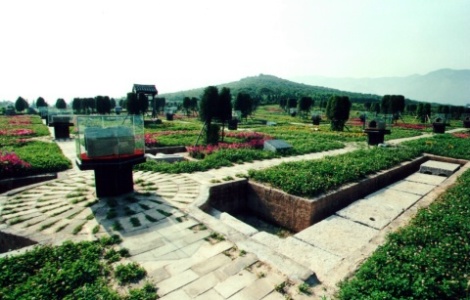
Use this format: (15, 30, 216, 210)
(160, 74, 382, 104)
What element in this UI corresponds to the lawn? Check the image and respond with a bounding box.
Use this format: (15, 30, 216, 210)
(0, 115, 71, 179)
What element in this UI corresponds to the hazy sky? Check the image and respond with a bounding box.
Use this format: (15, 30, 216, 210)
(1, 0, 469, 103)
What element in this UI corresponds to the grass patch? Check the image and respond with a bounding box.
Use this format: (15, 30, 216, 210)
(144, 214, 158, 222)
(0, 237, 157, 299)
(130, 217, 141, 227)
(115, 262, 147, 285)
(156, 209, 172, 217)
(72, 222, 87, 235)
(249, 147, 421, 198)
(112, 221, 123, 231)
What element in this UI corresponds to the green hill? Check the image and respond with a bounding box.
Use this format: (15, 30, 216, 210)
(160, 74, 382, 104)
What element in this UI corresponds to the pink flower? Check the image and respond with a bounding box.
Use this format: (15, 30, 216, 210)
(0, 129, 35, 136)
(144, 133, 159, 147)
(0, 151, 31, 178)
(452, 132, 470, 139)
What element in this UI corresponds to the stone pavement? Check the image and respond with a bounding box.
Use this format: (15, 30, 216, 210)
(0, 126, 468, 299)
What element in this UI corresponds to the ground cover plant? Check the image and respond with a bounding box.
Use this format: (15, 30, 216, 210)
(337, 168, 470, 299)
(0, 115, 71, 179)
(403, 131, 470, 160)
(248, 147, 422, 198)
(0, 236, 157, 300)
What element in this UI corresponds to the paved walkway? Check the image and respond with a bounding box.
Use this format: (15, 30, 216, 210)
(0, 127, 467, 299)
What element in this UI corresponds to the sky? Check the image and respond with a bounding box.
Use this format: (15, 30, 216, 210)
(1, 0, 469, 104)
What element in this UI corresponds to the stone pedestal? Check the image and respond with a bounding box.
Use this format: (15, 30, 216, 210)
(432, 123, 446, 133)
(51, 122, 73, 139)
(228, 119, 238, 130)
(363, 129, 391, 145)
(76, 155, 145, 198)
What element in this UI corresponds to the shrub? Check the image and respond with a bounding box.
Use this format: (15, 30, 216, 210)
(114, 262, 147, 285)
(0, 151, 31, 179)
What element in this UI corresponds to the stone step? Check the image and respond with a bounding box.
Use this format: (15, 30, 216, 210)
(419, 160, 460, 177)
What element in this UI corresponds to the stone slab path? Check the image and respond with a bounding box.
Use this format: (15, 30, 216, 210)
(0, 126, 468, 299)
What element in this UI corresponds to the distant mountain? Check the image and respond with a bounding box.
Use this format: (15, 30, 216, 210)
(160, 74, 381, 104)
(291, 69, 470, 106)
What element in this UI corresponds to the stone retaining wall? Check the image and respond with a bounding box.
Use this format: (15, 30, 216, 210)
(0, 231, 37, 254)
(207, 155, 468, 233)
(0, 174, 57, 194)
(145, 146, 187, 155)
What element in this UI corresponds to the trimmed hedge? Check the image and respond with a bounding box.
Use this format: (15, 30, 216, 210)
(248, 147, 422, 198)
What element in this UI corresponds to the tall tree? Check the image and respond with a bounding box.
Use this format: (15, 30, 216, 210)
(199, 86, 220, 145)
(234, 92, 253, 121)
(190, 97, 198, 116)
(325, 95, 351, 131)
(298, 96, 313, 119)
(138, 93, 149, 115)
(216, 87, 232, 141)
(95, 95, 111, 114)
(55, 98, 66, 109)
(72, 98, 82, 113)
(36, 97, 47, 107)
(126, 92, 139, 115)
(182, 97, 191, 117)
(15, 96, 29, 112)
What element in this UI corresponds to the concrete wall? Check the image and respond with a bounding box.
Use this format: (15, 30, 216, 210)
(207, 179, 248, 214)
(0, 231, 37, 254)
(0, 173, 57, 194)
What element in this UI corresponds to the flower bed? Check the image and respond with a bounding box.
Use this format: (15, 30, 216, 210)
(186, 132, 272, 158)
(248, 147, 422, 198)
(393, 123, 427, 130)
(0, 151, 31, 180)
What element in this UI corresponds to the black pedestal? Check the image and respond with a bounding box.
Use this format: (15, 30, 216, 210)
(76, 156, 145, 198)
(228, 120, 238, 130)
(52, 122, 73, 139)
(463, 121, 470, 128)
(432, 123, 446, 134)
(363, 129, 391, 145)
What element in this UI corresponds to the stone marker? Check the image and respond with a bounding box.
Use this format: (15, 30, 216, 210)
(263, 139, 292, 153)
(145, 153, 185, 163)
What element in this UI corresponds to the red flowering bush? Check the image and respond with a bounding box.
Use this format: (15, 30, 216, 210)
(186, 131, 272, 158)
(347, 118, 365, 126)
(144, 133, 159, 147)
(0, 151, 31, 179)
(8, 116, 32, 125)
(0, 129, 35, 136)
(393, 123, 427, 130)
(452, 132, 470, 139)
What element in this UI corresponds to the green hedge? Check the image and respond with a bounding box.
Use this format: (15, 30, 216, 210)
(248, 147, 422, 198)
(337, 169, 470, 299)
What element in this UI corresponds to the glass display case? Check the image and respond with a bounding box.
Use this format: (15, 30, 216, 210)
(38, 107, 48, 120)
(47, 108, 74, 139)
(75, 115, 144, 161)
(47, 108, 74, 126)
(75, 115, 146, 198)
